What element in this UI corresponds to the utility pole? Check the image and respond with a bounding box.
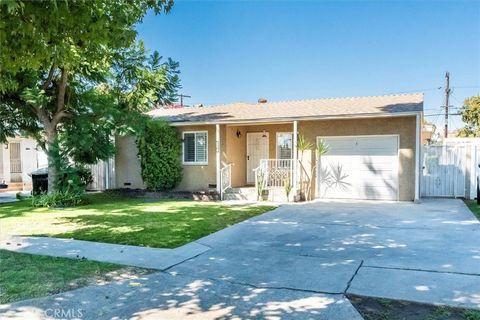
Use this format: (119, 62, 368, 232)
(444, 71, 451, 138)
(179, 94, 191, 107)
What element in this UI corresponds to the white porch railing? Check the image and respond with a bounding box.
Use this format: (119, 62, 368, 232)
(220, 163, 232, 199)
(254, 159, 300, 192)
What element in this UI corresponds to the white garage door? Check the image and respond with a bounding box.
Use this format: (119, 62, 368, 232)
(316, 135, 399, 200)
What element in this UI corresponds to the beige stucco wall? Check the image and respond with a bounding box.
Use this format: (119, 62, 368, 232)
(115, 116, 417, 200)
(175, 125, 220, 191)
(299, 116, 416, 201)
(115, 136, 145, 189)
(115, 126, 221, 191)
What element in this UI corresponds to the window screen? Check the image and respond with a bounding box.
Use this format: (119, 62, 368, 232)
(183, 132, 208, 163)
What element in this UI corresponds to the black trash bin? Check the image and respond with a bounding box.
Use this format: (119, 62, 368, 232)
(30, 167, 48, 195)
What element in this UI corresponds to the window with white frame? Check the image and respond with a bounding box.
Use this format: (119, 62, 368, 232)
(276, 132, 293, 159)
(183, 131, 208, 164)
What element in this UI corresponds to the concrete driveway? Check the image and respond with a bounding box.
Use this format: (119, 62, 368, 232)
(171, 199, 480, 308)
(2, 199, 480, 319)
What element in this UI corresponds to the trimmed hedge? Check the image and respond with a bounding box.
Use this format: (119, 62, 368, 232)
(137, 120, 182, 191)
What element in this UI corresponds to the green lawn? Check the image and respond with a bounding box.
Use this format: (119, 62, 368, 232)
(0, 250, 125, 303)
(464, 200, 480, 220)
(0, 193, 275, 248)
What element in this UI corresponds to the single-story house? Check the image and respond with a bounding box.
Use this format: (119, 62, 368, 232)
(0, 136, 47, 191)
(115, 93, 423, 201)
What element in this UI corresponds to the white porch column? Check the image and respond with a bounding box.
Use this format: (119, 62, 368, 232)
(216, 124, 221, 194)
(415, 113, 421, 202)
(293, 120, 298, 199)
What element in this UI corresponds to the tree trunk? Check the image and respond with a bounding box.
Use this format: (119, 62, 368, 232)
(42, 67, 68, 193)
(45, 130, 58, 193)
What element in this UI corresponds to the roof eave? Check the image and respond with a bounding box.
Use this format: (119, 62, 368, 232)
(161, 110, 423, 127)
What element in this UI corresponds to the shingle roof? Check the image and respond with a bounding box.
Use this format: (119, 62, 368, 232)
(147, 93, 423, 124)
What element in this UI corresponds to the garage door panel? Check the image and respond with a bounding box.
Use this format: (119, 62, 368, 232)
(319, 183, 397, 200)
(320, 157, 398, 170)
(325, 149, 397, 156)
(321, 137, 398, 156)
(317, 135, 399, 200)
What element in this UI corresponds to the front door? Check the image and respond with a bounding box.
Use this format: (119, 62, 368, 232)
(246, 132, 269, 184)
(9, 142, 22, 182)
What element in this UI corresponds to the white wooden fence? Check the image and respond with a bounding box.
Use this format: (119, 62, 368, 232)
(87, 158, 115, 191)
(421, 143, 480, 198)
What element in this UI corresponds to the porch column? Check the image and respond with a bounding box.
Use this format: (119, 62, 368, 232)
(415, 113, 421, 202)
(216, 124, 221, 194)
(293, 120, 298, 199)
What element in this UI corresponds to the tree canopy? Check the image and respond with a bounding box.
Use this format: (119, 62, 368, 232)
(458, 96, 480, 137)
(0, 0, 180, 192)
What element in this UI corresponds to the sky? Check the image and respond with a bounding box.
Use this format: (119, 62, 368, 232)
(136, 0, 480, 133)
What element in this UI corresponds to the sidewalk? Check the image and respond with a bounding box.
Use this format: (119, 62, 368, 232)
(0, 236, 210, 270)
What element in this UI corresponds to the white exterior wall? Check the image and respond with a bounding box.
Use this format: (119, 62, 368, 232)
(0, 146, 3, 182)
(0, 137, 45, 186)
(1, 142, 11, 183)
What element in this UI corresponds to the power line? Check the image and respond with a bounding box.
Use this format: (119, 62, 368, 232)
(452, 86, 480, 89)
(424, 113, 460, 117)
(381, 87, 443, 95)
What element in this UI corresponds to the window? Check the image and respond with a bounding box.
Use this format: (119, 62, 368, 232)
(276, 132, 293, 159)
(183, 131, 208, 164)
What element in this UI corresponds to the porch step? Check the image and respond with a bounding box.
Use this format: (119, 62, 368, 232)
(223, 187, 291, 202)
(223, 187, 257, 201)
(0, 183, 30, 193)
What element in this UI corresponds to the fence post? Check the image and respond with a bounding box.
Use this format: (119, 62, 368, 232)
(477, 169, 480, 205)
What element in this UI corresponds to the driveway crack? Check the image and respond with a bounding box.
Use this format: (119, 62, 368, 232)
(362, 264, 480, 277)
(166, 270, 344, 295)
(344, 260, 363, 293)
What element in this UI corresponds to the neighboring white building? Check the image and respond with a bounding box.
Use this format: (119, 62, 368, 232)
(0, 136, 47, 191)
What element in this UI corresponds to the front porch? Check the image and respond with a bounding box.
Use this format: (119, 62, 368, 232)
(216, 121, 305, 202)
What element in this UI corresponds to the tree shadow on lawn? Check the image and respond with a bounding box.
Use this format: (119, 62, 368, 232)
(28, 200, 274, 248)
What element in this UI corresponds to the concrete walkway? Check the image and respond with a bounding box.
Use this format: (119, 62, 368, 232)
(0, 192, 19, 203)
(1, 198, 480, 319)
(0, 236, 210, 270)
(0, 272, 362, 319)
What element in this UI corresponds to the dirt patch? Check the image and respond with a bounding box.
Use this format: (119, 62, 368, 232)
(348, 295, 480, 320)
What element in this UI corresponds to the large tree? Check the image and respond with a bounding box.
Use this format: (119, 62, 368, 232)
(458, 96, 480, 137)
(0, 0, 180, 192)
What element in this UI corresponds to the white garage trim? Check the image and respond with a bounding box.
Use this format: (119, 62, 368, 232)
(316, 134, 400, 201)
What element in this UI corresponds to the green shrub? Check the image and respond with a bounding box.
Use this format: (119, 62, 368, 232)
(56, 164, 93, 194)
(32, 191, 88, 208)
(137, 119, 182, 191)
(16, 192, 29, 201)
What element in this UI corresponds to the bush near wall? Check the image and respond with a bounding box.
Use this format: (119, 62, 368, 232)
(137, 120, 182, 191)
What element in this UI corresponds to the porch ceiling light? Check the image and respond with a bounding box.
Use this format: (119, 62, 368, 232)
(262, 130, 267, 138)
(4, 144, 7, 149)
(236, 129, 241, 138)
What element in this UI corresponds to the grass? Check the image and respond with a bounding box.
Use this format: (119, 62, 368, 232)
(349, 295, 480, 320)
(0, 250, 125, 304)
(0, 193, 276, 248)
(464, 199, 480, 220)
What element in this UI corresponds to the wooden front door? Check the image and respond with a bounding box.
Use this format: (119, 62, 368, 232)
(246, 132, 269, 184)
